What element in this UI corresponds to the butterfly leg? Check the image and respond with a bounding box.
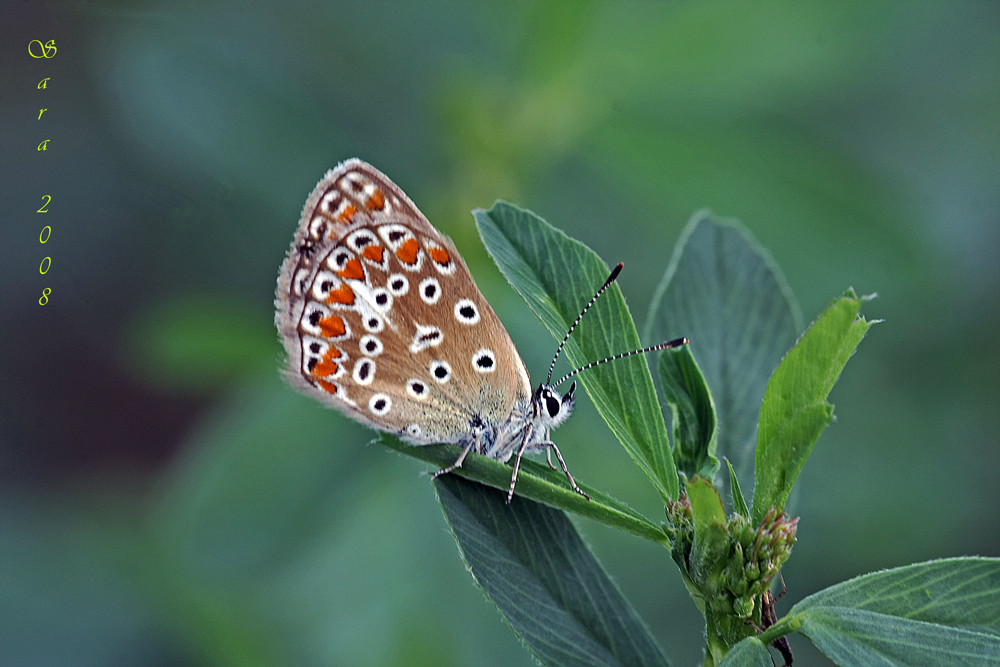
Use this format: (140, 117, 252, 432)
(544, 430, 558, 470)
(432, 435, 478, 480)
(507, 437, 532, 505)
(542, 440, 589, 501)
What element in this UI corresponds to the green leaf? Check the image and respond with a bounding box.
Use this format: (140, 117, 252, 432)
(790, 557, 1000, 635)
(797, 608, 1000, 666)
(435, 475, 672, 667)
(645, 213, 800, 493)
(475, 202, 677, 499)
(380, 436, 667, 545)
(718, 637, 774, 667)
(765, 558, 1000, 666)
(658, 345, 718, 479)
(726, 459, 749, 518)
(753, 403, 833, 523)
(686, 477, 728, 588)
(752, 289, 878, 523)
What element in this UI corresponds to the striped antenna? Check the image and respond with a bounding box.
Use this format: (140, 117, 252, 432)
(552, 337, 689, 388)
(546, 262, 625, 385)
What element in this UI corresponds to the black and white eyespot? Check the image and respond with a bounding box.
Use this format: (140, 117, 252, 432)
(410, 324, 443, 353)
(376, 223, 413, 250)
(429, 360, 452, 384)
(352, 358, 376, 385)
(419, 277, 441, 305)
(404, 423, 422, 438)
(453, 298, 480, 325)
(300, 303, 329, 336)
(360, 335, 383, 357)
(319, 188, 341, 213)
(301, 337, 347, 379)
(302, 336, 328, 360)
(472, 348, 496, 374)
(292, 267, 312, 297)
(387, 273, 409, 296)
(301, 335, 328, 374)
(325, 247, 354, 272)
(423, 238, 457, 275)
(406, 379, 429, 399)
(310, 270, 339, 301)
(363, 314, 384, 333)
(309, 212, 331, 239)
(344, 170, 367, 189)
(369, 393, 391, 416)
(370, 287, 392, 313)
(345, 229, 375, 252)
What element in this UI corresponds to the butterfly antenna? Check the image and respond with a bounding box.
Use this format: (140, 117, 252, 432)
(546, 262, 625, 385)
(553, 337, 689, 388)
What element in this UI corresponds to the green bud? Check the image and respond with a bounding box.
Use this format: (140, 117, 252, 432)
(724, 544, 746, 595)
(733, 595, 755, 618)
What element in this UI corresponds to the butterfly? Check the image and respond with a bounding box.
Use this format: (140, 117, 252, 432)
(275, 159, 687, 502)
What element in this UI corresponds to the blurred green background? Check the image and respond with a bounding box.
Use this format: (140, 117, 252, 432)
(2, 2, 997, 665)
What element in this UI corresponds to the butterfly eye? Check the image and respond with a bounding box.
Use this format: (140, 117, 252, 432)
(544, 391, 562, 418)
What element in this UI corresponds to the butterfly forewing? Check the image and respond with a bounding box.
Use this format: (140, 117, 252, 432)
(275, 159, 531, 446)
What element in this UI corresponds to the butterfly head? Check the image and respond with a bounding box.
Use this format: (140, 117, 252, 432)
(532, 380, 576, 431)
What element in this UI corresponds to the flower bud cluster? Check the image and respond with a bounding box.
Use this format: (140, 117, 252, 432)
(664, 494, 798, 643)
(721, 508, 798, 620)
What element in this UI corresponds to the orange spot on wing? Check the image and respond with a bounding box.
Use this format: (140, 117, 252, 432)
(319, 314, 346, 338)
(366, 189, 385, 210)
(314, 344, 343, 377)
(396, 238, 420, 264)
(313, 344, 343, 376)
(429, 246, 451, 265)
(338, 257, 364, 280)
(317, 379, 339, 394)
(313, 360, 339, 378)
(326, 283, 355, 305)
(361, 244, 384, 263)
(337, 203, 356, 224)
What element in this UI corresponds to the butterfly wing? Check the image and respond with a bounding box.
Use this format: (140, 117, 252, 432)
(275, 159, 532, 446)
